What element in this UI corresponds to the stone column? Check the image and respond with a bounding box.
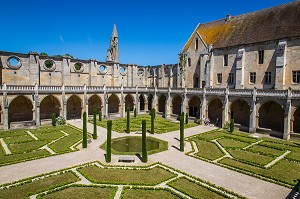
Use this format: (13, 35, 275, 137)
(283, 88, 292, 140)
(181, 88, 187, 115)
(103, 85, 108, 118)
(83, 84, 88, 117)
(200, 87, 207, 119)
(152, 87, 157, 111)
(62, 85, 67, 119)
(249, 88, 257, 133)
(235, 48, 245, 89)
(121, 85, 125, 117)
(165, 87, 171, 118)
(34, 84, 40, 127)
(2, 84, 9, 130)
(275, 40, 287, 90)
(136, 86, 140, 115)
(222, 87, 229, 127)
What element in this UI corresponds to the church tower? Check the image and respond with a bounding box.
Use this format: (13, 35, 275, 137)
(106, 24, 118, 63)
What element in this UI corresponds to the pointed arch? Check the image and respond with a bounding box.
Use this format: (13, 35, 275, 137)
(125, 94, 134, 111)
(259, 101, 284, 132)
(172, 95, 182, 115)
(108, 94, 120, 113)
(158, 94, 166, 114)
(148, 94, 153, 111)
(9, 96, 33, 123)
(230, 99, 250, 127)
(88, 95, 102, 115)
(40, 95, 61, 120)
(139, 94, 145, 111)
(67, 95, 82, 119)
(208, 98, 223, 126)
(189, 95, 200, 118)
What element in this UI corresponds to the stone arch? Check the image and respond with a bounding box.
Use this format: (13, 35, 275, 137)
(67, 95, 82, 120)
(40, 95, 61, 120)
(293, 107, 300, 134)
(259, 101, 284, 132)
(9, 95, 33, 123)
(230, 99, 250, 127)
(125, 94, 134, 111)
(88, 95, 102, 115)
(158, 94, 166, 114)
(208, 98, 223, 126)
(108, 94, 120, 113)
(189, 95, 200, 118)
(148, 94, 153, 111)
(172, 95, 182, 115)
(139, 94, 145, 111)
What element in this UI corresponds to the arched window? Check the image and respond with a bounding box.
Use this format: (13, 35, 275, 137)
(195, 38, 199, 50)
(188, 58, 191, 67)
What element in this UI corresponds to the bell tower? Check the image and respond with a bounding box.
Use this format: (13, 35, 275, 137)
(106, 24, 119, 63)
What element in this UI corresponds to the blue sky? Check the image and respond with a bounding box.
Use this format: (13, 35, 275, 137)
(0, 0, 294, 65)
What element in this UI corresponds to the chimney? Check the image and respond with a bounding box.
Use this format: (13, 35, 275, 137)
(226, 14, 231, 21)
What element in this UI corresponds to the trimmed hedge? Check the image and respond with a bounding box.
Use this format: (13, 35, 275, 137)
(82, 112, 87, 148)
(106, 120, 112, 163)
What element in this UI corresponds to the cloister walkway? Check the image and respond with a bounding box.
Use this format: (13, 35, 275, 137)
(0, 120, 291, 199)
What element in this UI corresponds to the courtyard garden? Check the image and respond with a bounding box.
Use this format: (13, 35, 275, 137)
(90, 114, 198, 134)
(186, 129, 300, 187)
(0, 125, 84, 166)
(0, 162, 245, 199)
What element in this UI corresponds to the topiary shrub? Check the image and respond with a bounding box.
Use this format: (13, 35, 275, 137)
(52, 113, 56, 126)
(230, 119, 235, 132)
(151, 108, 155, 134)
(98, 111, 102, 121)
(106, 120, 112, 163)
(185, 113, 189, 124)
(126, 106, 130, 133)
(180, 115, 184, 152)
(134, 108, 137, 117)
(93, 109, 97, 140)
(82, 112, 87, 148)
(56, 116, 66, 125)
(142, 120, 147, 163)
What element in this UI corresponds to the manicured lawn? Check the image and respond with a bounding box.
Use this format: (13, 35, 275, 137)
(227, 149, 274, 166)
(0, 125, 83, 166)
(217, 138, 249, 149)
(168, 177, 227, 199)
(0, 171, 79, 199)
(42, 186, 117, 199)
(122, 188, 181, 199)
(91, 114, 198, 133)
(77, 165, 176, 185)
(247, 145, 284, 156)
(192, 138, 224, 160)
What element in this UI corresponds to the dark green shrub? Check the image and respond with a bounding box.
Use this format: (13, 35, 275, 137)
(126, 106, 130, 133)
(93, 109, 97, 139)
(98, 111, 102, 121)
(51, 113, 56, 126)
(134, 108, 137, 117)
(106, 120, 112, 162)
(56, 116, 65, 125)
(82, 112, 87, 148)
(180, 115, 184, 152)
(185, 113, 189, 124)
(142, 120, 147, 163)
(151, 108, 155, 134)
(230, 119, 235, 132)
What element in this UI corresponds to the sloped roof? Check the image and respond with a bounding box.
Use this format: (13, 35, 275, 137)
(183, 1, 300, 50)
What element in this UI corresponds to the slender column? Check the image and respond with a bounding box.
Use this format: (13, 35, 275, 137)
(249, 88, 257, 133)
(34, 84, 40, 127)
(200, 87, 207, 119)
(181, 88, 187, 115)
(144, 87, 149, 112)
(136, 86, 140, 115)
(103, 85, 108, 118)
(152, 87, 157, 110)
(62, 85, 67, 120)
(83, 84, 88, 117)
(222, 87, 229, 127)
(121, 85, 125, 117)
(165, 87, 171, 118)
(283, 88, 292, 140)
(3, 84, 9, 130)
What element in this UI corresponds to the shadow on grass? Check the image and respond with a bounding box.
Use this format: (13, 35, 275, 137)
(286, 180, 300, 199)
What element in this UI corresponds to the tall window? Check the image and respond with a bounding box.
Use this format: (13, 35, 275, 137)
(224, 54, 228, 66)
(188, 58, 191, 67)
(217, 73, 222, 84)
(195, 38, 199, 50)
(250, 72, 256, 84)
(293, 71, 300, 83)
(258, 50, 264, 64)
(228, 73, 234, 84)
(264, 72, 271, 84)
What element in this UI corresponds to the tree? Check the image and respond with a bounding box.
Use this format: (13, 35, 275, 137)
(106, 120, 112, 162)
(180, 114, 184, 152)
(134, 108, 137, 117)
(40, 52, 48, 56)
(185, 113, 189, 124)
(82, 112, 87, 148)
(93, 109, 97, 139)
(126, 106, 130, 133)
(142, 120, 147, 163)
(51, 113, 56, 126)
(151, 108, 155, 134)
(99, 111, 102, 121)
(64, 54, 74, 58)
(230, 119, 235, 132)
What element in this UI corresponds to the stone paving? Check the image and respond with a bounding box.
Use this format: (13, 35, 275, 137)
(0, 119, 292, 199)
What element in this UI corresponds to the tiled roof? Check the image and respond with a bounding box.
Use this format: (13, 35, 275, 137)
(183, 1, 300, 50)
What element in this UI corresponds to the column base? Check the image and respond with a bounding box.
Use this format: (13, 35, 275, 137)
(283, 133, 290, 140)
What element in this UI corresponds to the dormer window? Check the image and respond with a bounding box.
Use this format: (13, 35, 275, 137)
(224, 54, 228, 66)
(195, 38, 199, 50)
(188, 58, 191, 67)
(258, 50, 264, 64)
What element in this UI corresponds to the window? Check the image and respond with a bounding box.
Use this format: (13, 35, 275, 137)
(258, 50, 264, 64)
(195, 38, 199, 50)
(264, 72, 271, 84)
(228, 73, 234, 84)
(217, 73, 222, 84)
(293, 71, 300, 83)
(224, 54, 228, 66)
(250, 72, 256, 84)
(188, 58, 191, 67)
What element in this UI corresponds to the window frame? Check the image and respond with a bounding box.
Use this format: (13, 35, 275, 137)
(292, 70, 300, 83)
(195, 38, 199, 50)
(223, 54, 228, 66)
(228, 73, 234, 84)
(217, 73, 222, 84)
(258, 50, 264, 64)
(250, 72, 256, 84)
(264, 72, 271, 84)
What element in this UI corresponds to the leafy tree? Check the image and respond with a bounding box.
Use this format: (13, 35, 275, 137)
(230, 119, 235, 132)
(51, 113, 56, 126)
(40, 52, 48, 56)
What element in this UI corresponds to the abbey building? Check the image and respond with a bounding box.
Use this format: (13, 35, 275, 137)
(0, 1, 299, 139)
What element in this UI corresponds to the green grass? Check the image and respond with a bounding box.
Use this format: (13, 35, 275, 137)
(168, 177, 228, 199)
(34, 131, 64, 141)
(0, 171, 79, 199)
(0, 149, 50, 165)
(9, 140, 48, 153)
(0, 129, 28, 138)
(122, 188, 181, 199)
(78, 165, 176, 185)
(49, 134, 82, 153)
(4, 135, 34, 144)
(91, 114, 198, 134)
(42, 186, 117, 199)
(192, 138, 224, 160)
(247, 145, 285, 156)
(194, 130, 227, 141)
(227, 149, 274, 166)
(217, 138, 249, 149)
